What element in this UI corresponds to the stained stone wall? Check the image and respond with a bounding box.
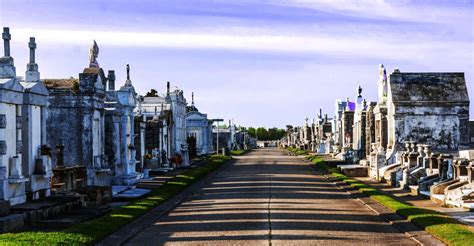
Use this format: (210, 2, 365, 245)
(386, 71, 470, 152)
(45, 68, 109, 186)
(469, 121, 474, 148)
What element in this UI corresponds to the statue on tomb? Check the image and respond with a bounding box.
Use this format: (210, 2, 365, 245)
(378, 64, 388, 103)
(89, 40, 99, 68)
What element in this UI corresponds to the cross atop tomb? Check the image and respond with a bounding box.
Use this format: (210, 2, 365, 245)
(28, 37, 36, 64)
(25, 36, 40, 82)
(126, 64, 130, 80)
(107, 70, 116, 91)
(125, 64, 132, 86)
(191, 92, 195, 106)
(166, 81, 170, 95)
(2, 27, 11, 57)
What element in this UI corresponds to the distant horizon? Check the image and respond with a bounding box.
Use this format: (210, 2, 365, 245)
(1, 0, 472, 128)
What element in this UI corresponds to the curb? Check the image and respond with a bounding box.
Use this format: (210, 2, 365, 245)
(96, 158, 236, 246)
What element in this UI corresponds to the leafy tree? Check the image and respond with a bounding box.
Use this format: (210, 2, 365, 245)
(244, 126, 286, 140)
(247, 127, 256, 138)
(145, 89, 158, 97)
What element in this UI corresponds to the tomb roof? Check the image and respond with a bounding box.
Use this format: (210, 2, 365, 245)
(389, 72, 469, 104)
(0, 77, 23, 92)
(83, 67, 100, 74)
(43, 78, 78, 89)
(19, 81, 48, 95)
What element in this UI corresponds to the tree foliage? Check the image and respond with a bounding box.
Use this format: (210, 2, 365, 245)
(246, 127, 285, 141)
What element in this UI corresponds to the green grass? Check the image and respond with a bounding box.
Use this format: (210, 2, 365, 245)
(229, 149, 250, 155)
(0, 155, 231, 245)
(286, 147, 308, 156)
(308, 156, 474, 246)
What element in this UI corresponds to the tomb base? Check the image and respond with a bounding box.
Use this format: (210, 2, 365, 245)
(338, 164, 368, 177)
(28, 172, 52, 201)
(0, 179, 28, 206)
(83, 186, 113, 206)
(114, 173, 139, 186)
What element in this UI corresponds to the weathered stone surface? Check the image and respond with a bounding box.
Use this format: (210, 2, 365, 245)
(386, 71, 469, 152)
(0, 141, 5, 155)
(0, 114, 5, 128)
(46, 66, 108, 188)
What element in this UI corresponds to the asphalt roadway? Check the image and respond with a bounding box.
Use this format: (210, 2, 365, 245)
(125, 148, 420, 245)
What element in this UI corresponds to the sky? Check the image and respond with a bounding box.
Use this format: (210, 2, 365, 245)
(0, 0, 473, 128)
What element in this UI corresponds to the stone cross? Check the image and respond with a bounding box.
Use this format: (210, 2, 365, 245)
(2, 27, 11, 57)
(26, 36, 40, 82)
(28, 37, 36, 63)
(191, 92, 194, 106)
(107, 70, 115, 91)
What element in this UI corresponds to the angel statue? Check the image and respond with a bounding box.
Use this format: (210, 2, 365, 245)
(89, 40, 99, 68)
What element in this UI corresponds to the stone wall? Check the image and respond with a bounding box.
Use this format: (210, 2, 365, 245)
(386, 72, 470, 152)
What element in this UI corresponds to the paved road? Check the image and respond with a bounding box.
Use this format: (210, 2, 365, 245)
(125, 149, 418, 245)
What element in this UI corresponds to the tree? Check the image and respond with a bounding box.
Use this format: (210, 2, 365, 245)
(245, 126, 286, 140)
(145, 89, 158, 97)
(247, 127, 256, 138)
(256, 127, 268, 140)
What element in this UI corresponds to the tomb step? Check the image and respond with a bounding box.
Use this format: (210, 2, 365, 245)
(113, 188, 151, 199)
(136, 183, 163, 189)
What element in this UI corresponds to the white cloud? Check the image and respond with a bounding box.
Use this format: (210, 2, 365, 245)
(11, 27, 472, 66)
(274, 0, 472, 24)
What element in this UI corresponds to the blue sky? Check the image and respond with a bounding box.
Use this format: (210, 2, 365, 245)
(1, 0, 473, 128)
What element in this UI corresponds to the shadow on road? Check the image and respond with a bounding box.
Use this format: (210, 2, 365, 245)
(125, 149, 417, 245)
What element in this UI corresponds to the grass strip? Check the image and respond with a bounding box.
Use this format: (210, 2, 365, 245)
(307, 156, 474, 246)
(0, 155, 231, 245)
(229, 149, 251, 155)
(286, 147, 308, 156)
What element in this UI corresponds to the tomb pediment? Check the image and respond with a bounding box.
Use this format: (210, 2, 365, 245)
(20, 81, 48, 96)
(186, 111, 207, 120)
(0, 77, 23, 92)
